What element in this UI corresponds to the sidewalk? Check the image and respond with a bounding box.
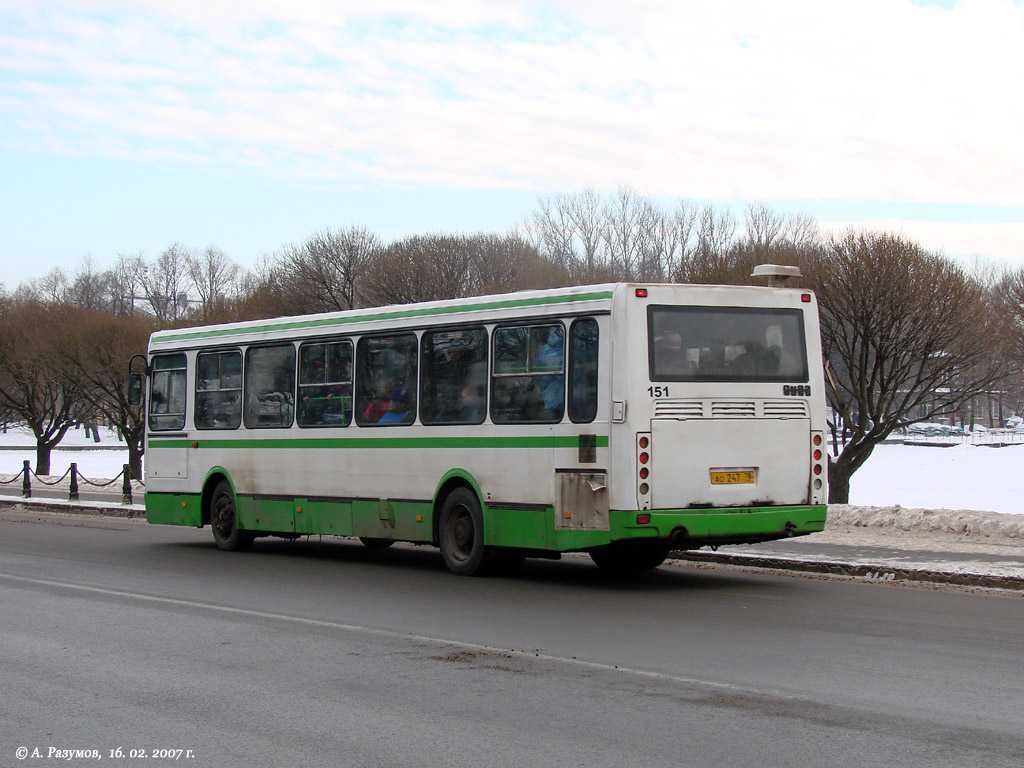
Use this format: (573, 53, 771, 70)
(2, 495, 1022, 591)
(674, 522, 1024, 591)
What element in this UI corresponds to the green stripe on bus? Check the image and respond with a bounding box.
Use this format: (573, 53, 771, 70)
(147, 435, 610, 450)
(152, 290, 615, 344)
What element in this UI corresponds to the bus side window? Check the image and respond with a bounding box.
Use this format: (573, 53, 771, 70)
(491, 324, 564, 424)
(297, 340, 353, 427)
(420, 327, 487, 425)
(195, 350, 242, 430)
(243, 344, 296, 429)
(568, 318, 598, 423)
(149, 353, 187, 431)
(355, 333, 417, 426)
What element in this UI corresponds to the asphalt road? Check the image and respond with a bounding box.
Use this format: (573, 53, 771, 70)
(2, 510, 1022, 768)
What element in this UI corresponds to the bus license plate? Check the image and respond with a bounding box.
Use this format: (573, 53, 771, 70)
(710, 470, 755, 485)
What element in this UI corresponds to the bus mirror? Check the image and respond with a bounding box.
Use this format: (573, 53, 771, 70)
(128, 373, 143, 406)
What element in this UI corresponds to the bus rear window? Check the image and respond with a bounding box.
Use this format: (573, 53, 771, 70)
(648, 306, 808, 383)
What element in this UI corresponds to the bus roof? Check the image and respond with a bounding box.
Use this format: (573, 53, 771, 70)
(149, 283, 619, 349)
(149, 280, 811, 350)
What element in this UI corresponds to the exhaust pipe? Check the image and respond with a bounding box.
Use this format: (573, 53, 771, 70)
(669, 527, 689, 546)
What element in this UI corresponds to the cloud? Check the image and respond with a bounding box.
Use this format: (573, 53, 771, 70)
(1, 0, 1022, 209)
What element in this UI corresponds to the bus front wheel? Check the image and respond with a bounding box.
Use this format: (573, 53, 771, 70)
(210, 480, 255, 552)
(438, 488, 487, 576)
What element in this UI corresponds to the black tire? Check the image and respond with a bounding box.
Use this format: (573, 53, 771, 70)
(210, 479, 254, 552)
(438, 487, 488, 576)
(358, 537, 395, 549)
(589, 541, 670, 571)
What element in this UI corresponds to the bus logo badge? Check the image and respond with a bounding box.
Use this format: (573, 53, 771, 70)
(783, 385, 811, 397)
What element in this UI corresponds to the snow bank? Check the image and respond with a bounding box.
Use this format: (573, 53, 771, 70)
(829, 504, 1024, 540)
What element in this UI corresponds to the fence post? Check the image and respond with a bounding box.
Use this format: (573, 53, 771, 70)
(69, 463, 79, 501)
(122, 464, 133, 506)
(22, 460, 31, 498)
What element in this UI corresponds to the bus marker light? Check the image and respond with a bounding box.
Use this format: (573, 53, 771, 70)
(801, 294, 811, 303)
(416, 515, 423, 522)
(191, 442, 199, 448)
(563, 511, 572, 519)
(635, 288, 648, 298)
(636, 514, 651, 525)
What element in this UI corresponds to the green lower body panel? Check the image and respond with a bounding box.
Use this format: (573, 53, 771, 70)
(146, 487, 825, 554)
(146, 492, 203, 527)
(610, 504, 827, 546)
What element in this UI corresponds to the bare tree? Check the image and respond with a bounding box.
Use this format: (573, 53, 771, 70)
(66, 255, 113, 312)
(272, 226, 378, 313)
(744, 201, 785, 261)
(142, 243, 192, 321)
(526, 188, 609, 283)
(32, 266, 70, 303)
(107, 251, 148, 318)
(187, 245, 240, 321)
(801, 230, 1012, 502)
(602, 185, 670, 281)
(782, 211, 821, 251)
(0, 300, 91, 474)
(361, 234, 473, 306)
(56, 308, 154, 480)
(674, 203, 747, 284)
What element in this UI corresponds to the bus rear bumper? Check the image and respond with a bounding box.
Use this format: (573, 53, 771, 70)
(609, 505, 827, 549)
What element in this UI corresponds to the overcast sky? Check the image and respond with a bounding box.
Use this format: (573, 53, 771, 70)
(1, 0, 1021, 288)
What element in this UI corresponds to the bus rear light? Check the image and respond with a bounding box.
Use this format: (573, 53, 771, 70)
(813, 464, 822, 476)
(813, 449, 822, 461)
(638, 452, 649, 465)
(639, 482, 649, 495)
(638, 436, 649, 449)
(639, 467, 649, 480)
(812, 434, 822, 446)
(636, 513, 651, 525)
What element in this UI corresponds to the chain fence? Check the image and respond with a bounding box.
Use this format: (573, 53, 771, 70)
(1, 460, 143, 505)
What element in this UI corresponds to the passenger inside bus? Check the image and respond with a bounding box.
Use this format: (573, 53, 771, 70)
(377, 387, 412, 424)
(362, 376, 394, 423)
(653, 331, 691, 377)
(536, 328, 564, 415)
(456, 384, 485, 422)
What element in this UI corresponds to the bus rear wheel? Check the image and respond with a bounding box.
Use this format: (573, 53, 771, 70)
(438, 488, 488, 576)
(589, 541, 670, 571)
(210, 479, 254, 552)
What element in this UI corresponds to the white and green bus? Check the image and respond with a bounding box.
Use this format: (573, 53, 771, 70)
(138, 269, 827, 575)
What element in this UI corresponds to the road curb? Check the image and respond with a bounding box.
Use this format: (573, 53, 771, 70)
(673, 551, 1024, 591)
(0, 497, 144, 518)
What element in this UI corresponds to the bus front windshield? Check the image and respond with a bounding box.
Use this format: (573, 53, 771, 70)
(649, 306, 808, 383)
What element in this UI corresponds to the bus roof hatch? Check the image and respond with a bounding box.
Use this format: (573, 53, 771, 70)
(751, 264, 802, 287)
